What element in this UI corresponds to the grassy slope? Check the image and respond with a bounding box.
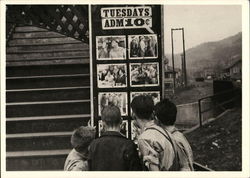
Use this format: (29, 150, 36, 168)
(185, 108, 242, 171)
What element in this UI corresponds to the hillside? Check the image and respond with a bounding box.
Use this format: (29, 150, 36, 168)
(166, 32, 242, 78)
(185, 108, 242, 171)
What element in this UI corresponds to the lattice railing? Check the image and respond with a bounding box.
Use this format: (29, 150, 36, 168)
(6, 5, 89, 43)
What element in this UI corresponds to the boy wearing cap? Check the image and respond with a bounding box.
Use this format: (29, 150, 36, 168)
(88, 105, 142, 171)
(64, 126, 96, 171)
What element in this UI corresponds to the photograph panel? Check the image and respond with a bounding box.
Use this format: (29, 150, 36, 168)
(130, 62, 159, 87)
(98, 92, 128, 116)
(128, 34, 158, 59)
(131, 120, 140, 141)
(98, 120, 128, 138)
(130, 91, 160, 105)
(97, 64, 127, 88)
(96, 35, 126, 60)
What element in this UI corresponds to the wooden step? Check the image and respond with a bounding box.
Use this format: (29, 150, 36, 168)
(8, 37, 82, 46)
(12, 31, 65, 39)
(6, 114, 91, 134)
(6, 55, 89, 62)
(7, 132, 72, 151)
(6, 149, 70, 171)
(7, 43, 89, 52)
(15, 26, 49, 32)
(6, 58, 89, 66)
(6, 86, 90, 102)
(6, 74, 90, 89)
(6, 73, 89, 79)
(6, 100, 90, 117)
(7, 51, 89, 61)
(6, 64, 90, 77)
(7, 48, 89, 54)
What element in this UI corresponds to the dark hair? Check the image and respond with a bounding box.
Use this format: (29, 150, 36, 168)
(71, 126, 96, 152)
(101, 105, 121, 127)
(154, 99, 177, 126)
(131, 95, 154, 120)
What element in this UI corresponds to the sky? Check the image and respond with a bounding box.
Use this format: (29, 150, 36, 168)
(164, 5, 242, 54)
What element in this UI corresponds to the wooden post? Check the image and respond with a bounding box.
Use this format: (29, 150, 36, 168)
(171, 29, 176, 91)
(198, 99, 202, 127)
(161, 5, 165, 99)
(182, 28, 187, 87)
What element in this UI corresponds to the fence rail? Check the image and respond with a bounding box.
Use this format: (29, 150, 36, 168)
(193, 162, 213, 171)
(198, 88, 241, 127)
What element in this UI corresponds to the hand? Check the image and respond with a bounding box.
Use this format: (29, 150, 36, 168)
(87, 119, 96, 129)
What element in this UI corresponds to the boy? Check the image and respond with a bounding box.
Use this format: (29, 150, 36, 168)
(88, 105, 142, 171)
(64, 126, 96, 171)
(154, 99, 194, 171)
(131, 95, 176, 171)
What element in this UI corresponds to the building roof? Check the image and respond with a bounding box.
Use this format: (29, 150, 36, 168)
(225, 58, 242, 70)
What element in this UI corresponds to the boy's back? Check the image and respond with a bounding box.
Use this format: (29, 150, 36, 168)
(170, 129, 194, 171)
(88, 131, 142, 171)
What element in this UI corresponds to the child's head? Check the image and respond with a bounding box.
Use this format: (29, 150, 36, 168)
(101, 105, 122, 130)
(71, 126, 96, 153)
(154, 99, 177, 126)
(131, 95, 154, 120)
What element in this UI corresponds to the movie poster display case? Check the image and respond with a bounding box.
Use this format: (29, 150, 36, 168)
(91, 5, 162, 139)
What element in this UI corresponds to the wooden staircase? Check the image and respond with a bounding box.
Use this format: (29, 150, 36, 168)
(6, 26, 91, 171)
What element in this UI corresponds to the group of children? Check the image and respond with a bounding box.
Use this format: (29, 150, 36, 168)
(64, 95, 194, 171)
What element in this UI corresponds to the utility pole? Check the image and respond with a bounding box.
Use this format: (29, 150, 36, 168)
(171, 28, 187, 88)
(171, 29, 176, 90)
(182, 28, 187, 87)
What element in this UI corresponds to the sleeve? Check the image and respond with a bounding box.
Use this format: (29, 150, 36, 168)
(87, 143, 94, 171)
(137, 138, 160, 170)
(138, 136, 175, 171)
(71, 161, 89, 171)
(66, 160, 88, 171)
(124, 142, 143, 171)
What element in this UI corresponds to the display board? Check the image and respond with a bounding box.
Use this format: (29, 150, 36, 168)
(91, 5, 162, 139)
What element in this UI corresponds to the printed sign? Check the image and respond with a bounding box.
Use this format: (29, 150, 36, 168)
(101, 6, 152, 29)
(91, 5, 162, 139)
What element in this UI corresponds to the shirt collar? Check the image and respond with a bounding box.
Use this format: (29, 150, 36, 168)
(162, 125, 177, 134)
(142, 120, 156, 132)
(72, 148, 88, 160)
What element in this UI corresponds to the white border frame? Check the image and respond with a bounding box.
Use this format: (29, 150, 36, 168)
(1, 1, 249, 178)
(96, 35, 127, 60)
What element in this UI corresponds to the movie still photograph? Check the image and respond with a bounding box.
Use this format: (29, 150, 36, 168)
(96, 36, 126, 60)
(130, 62, 159, 87)
(98, 120, 128, 138)
(97, 64, 127, 88)
(98, 92, 128, 116)
(130, 120, 140, 141)
(128, 34, 158, 59)
(130, 91, 160, 105)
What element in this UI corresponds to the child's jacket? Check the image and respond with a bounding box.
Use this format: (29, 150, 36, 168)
(88, 131, 142, 171)
(64, 149, 88, 171)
